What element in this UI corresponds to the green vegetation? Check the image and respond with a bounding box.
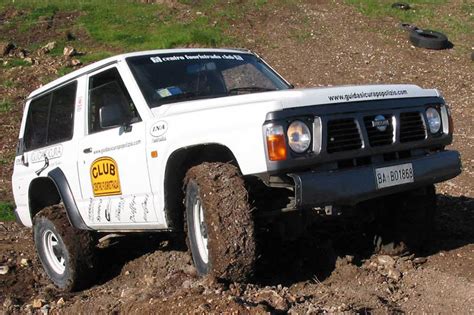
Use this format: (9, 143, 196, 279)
(0, 202, 15, 222)
(1, 80, 15, 88)
(0, 0, 230, 50)
(346, 0, 473, 50)
(0, 0, 300, 52)
(0, 59, 31, 68)
(0, 98, 13, 112)
(0, 151, 15, 166)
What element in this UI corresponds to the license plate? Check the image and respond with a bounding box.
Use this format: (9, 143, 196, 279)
(375, 163, 414, 189)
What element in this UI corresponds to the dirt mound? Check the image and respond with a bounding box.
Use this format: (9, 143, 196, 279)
(0, 0, 473, 313)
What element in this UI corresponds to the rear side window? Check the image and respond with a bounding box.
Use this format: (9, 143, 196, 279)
(24, 81, 77, 151)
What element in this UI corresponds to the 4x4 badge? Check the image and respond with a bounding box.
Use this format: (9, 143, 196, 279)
(372, 115, 390, 132)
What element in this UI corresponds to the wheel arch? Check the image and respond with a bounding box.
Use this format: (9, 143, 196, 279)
(163, 143, 238, 230)
(28, 167, 91, 230)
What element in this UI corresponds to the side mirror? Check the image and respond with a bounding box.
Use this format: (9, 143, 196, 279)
(99, 105, 129, 129)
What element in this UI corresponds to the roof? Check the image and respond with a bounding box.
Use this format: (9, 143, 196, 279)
(27, 48, 252, 100)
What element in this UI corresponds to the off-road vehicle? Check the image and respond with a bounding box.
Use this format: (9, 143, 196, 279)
(12, 48, 461, 291)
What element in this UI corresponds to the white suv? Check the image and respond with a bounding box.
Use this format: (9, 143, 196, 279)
(12, 48, 461, 291)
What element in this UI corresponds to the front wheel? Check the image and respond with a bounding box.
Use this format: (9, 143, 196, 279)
(184, 162, 256, 282)
(33, 205, 96, 291)
(371, 185, 437, 254)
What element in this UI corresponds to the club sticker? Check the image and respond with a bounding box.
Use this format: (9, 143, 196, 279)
(90, 157, 122, 197)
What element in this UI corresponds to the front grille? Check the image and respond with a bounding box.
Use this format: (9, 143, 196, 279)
(399, 112, 426, 143)
(364, 114, 394, 147)
(326, 118, 362, 153)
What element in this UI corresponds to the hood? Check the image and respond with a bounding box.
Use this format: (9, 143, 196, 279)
(153, 84, 440, 117)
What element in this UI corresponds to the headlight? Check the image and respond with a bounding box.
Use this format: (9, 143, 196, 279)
(426, 107, 441, 134)
(287, 120, 311, 153)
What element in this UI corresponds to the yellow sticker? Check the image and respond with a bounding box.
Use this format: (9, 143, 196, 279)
(90, 157, 122, 197)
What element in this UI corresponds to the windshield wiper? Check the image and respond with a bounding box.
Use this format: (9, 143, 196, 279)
(228, 86, 276, 95)
(154, 91, 227, 106)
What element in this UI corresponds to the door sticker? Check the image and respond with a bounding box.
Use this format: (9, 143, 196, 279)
(90, 157, 122, 197)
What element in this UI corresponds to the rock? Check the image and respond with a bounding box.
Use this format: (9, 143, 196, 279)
(0, 42, 15, 56)
(32, 298, 46, 309)
(254, 289, 289, 312)
(41, 42, 56, 54)
(183, 264, 197, 277)
(20, 258, 29, 267)
(63, 46, 77, 57)
(413, 257, 427, 265)
(17, 49, 27, 58)
(3, 297, 15, 309)
(0, 265, 9, 274)
(41, 304, 50, 315)
(182, 279, 193, 289)
(70, 59, 82, 66)
(387, 267, 402, 281)
(25, 57, 34, 64)
(56, 297, 65, 307)
(376, 255, 395, 268)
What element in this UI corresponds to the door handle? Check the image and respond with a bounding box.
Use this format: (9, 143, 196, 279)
(83, 148, 92, 154)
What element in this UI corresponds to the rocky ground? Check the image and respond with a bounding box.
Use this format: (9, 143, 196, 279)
(1, 0, 473, 313)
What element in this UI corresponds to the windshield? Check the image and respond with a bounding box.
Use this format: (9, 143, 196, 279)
(126, 52, 291, 107)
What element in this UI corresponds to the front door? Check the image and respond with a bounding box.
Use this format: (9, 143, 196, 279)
(77, 66, 157, 229)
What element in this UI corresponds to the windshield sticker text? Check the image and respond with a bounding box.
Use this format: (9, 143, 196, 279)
(150, 54, 244, 63)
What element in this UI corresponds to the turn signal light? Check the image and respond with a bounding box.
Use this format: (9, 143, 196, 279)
(266, 125, 287, 161)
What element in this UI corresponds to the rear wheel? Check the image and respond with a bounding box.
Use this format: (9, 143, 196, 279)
(184, 162, 256, 282)
(33, 205, 96, 291)
(371, 185, 437, 254)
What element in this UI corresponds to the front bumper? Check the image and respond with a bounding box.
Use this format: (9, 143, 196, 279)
(289, 150, 461, 207)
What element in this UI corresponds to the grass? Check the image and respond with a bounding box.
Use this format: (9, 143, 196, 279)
(0, 98, 13, 112)
(0, 0, 231, 51)
(1, 80, 15, 88)
(0, 202, 15, 222)
(0, 151, 15, 165)
(345, 0, 473, 51)
(0, 59, 31, 68)
(0, 0, 301, 53)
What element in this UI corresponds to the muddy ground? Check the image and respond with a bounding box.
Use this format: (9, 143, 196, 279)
(1, 0, 473, 313)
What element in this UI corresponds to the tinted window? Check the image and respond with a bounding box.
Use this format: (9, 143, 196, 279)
(23, 81, 77, 151)
(24, 94, 50, 150)
(48, 82, 76, 143)
(88, 67, 139, 134)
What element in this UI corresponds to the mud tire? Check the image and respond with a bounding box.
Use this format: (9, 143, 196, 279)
(33, 204, 96, 292)
(184, 162, 256, 282)
(372, 185, 436, 255)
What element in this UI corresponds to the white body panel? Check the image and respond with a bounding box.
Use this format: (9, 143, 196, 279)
(11, 48, 440, 230)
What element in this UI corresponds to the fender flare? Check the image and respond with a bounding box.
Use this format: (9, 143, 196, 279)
(48, 167, 91, 230)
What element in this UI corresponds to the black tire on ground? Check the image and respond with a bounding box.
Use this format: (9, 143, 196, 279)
(184, 162, 256, 282)
(409, 29, 449, 50)
(372, 185, 437, 255)
(33, 205, 96, 291)
(391, 2, 411, 10)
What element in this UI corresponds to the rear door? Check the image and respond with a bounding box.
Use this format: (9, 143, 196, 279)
(12, 82, 78, 226)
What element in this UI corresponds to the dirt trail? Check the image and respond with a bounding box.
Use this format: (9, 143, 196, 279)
(1, 0, 473, 313)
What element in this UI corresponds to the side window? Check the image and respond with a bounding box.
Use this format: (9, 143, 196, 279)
(23, 81, 77, 151)
(88, 68, 140, 134)
(48, 82, 76, 143)
(24, 94, 50, 150)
